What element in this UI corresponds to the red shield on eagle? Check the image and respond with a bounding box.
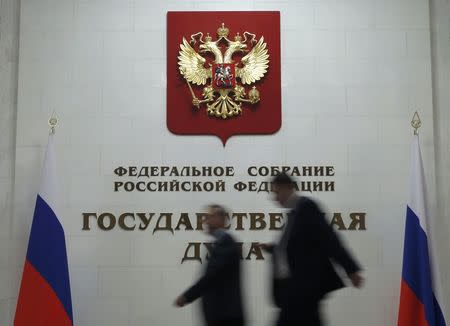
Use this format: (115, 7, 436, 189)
(212, 63, 236, 89)
(167, 11, 281, 145)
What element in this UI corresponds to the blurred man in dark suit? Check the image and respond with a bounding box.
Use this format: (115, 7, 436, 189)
(261, 173, 364, 326)
(174, 204, 245, 326)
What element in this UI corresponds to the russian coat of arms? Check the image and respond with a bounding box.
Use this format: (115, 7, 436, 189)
(167, 11, 281, 145)
(178, 23, 269, 119)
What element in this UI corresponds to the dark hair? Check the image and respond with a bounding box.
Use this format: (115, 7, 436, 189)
(271, 172, 295, 188)
(208, 204, 228, 219)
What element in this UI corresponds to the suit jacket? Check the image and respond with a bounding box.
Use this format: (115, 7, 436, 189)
(274, 196, 361, 303)
(183, 231, 244, 324)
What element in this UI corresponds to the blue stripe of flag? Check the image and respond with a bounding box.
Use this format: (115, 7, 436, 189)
(402, 206, 446, 326)
(26, 195, 73, 322)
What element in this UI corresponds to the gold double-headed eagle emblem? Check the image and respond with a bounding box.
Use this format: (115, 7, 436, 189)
(178, 23, 269, 119)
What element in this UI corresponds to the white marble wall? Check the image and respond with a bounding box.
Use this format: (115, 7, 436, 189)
(1, 0, 448, 325)
(0, 0, 19, 323)
(430, 0, 450, 321)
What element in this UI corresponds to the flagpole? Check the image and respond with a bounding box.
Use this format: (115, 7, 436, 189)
(48, 112, 58, 135)
(15, 111, 74, 326)
(411, 111, 421, 135)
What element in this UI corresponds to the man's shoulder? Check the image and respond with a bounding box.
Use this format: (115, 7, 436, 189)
(295, 196, 322, 215)
(213, 232, 239, 257)
(295, 195, 314, 208)
(220, 231, 237, 244)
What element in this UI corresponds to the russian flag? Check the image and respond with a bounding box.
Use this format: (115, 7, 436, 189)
(398, 135, 446, 326)
(14, 133, 73, 325)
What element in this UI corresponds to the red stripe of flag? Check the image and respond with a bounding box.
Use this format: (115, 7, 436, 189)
(398, 279, 429, 326)
(14, 259, 73, 325)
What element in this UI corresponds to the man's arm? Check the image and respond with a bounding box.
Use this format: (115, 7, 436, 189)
(304, 200, 362, 282)
(258, 242, 275, 253)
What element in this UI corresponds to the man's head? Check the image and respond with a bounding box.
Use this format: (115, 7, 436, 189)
(271, 172, 296, 208)
(205, 204, 228, 233)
